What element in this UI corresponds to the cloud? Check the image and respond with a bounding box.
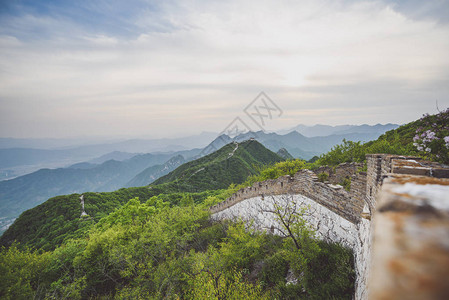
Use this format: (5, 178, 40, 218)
(0, 0, 448, 138)
(384, 0, 449, 24)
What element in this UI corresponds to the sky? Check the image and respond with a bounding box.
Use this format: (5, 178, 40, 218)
(0, 0, 448, 139)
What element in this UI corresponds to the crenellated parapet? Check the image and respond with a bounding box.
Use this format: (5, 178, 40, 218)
(365, 154, 449, 213)
(211, 163, 366, 224)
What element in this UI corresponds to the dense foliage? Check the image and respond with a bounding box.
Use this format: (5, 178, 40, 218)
(0, 197, 354, 299)
(313, 117, 434, 166)
(0, 188, 224, 252)
(314, 135, 414, 167)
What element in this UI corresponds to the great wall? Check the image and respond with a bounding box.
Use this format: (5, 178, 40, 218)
(210, 154, 449, 299)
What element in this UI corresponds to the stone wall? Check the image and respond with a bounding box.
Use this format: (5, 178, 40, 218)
(212, 193, 359, 250)
(369, 174, 449, 299)
(350, 171, 367, 209)
(210, 154, 449, 299)
(211, 165, 365, 224)
(365, 154, 449, 213)
(210, 162, 370, 299)
(365, 155, 449, 299)
(365, 154, 383, 211)
(358, 154, 449, 299)
(354, 208, 371, 300)
(314, 162, 364, 185)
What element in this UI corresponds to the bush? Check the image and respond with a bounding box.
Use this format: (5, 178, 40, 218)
(316, 139, 365, 166)
(259, 251, 289, 287)
(303, 241, 355, 299)
(317, 172, 329, 182)
(341, 177, 351, 192)
(412, 109, 449, 164)
(1, 186, 357, 299)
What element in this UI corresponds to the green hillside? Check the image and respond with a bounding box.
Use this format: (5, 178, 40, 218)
(0, 186, 228, 253)
(0, 151, 187, 235)
(315, 109, 449, 166)
(0, 140, 282, 251)
(0, 188, 153, 251)
(125, 155, 186, 187)
(0, 152, 353, 299)
(0, 196, 354, 299)
(152, 140, 284, 192)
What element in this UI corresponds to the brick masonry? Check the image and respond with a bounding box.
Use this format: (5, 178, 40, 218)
(211, 163, 366, 224)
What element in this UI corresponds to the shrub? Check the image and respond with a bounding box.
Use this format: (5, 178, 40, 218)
(259, 251, 289, 287)
(303, 241, 355, 299)
(341, 177, 351, 191)
(317, 172, 329, 182)
(412, 109, 449, 164)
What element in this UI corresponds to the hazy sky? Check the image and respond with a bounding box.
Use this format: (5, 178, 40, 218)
(1, 0, 448, 139)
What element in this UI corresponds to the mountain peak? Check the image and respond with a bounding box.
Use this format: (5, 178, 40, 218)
(277, 148, 294, 160)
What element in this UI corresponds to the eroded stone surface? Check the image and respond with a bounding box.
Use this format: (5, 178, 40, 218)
(369, 176, 449, 300)
(212, 194, 358, 249)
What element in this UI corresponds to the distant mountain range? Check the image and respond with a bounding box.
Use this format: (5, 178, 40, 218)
(0, 132, 218, 180)
(0, 124, 397, 180)
(207, 126, 398, 160)
(88, 151, 139, 164)
(278, 123, 399, 137)
(277, 148, 294, 160)
(0, 132, 219, 150)
(125, 155, 187, 188)
(0, 149, 200, 234)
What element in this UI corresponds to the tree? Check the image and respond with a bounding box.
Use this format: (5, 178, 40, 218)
(188, 246, 269, 300)
(0, 245, 50, 300)
(257, 195, 354, 299)
(256, 194, 315, 250)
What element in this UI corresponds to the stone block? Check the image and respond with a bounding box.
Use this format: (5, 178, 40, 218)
(369, 176, 449, 300)
(433, 168, 449, 178)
